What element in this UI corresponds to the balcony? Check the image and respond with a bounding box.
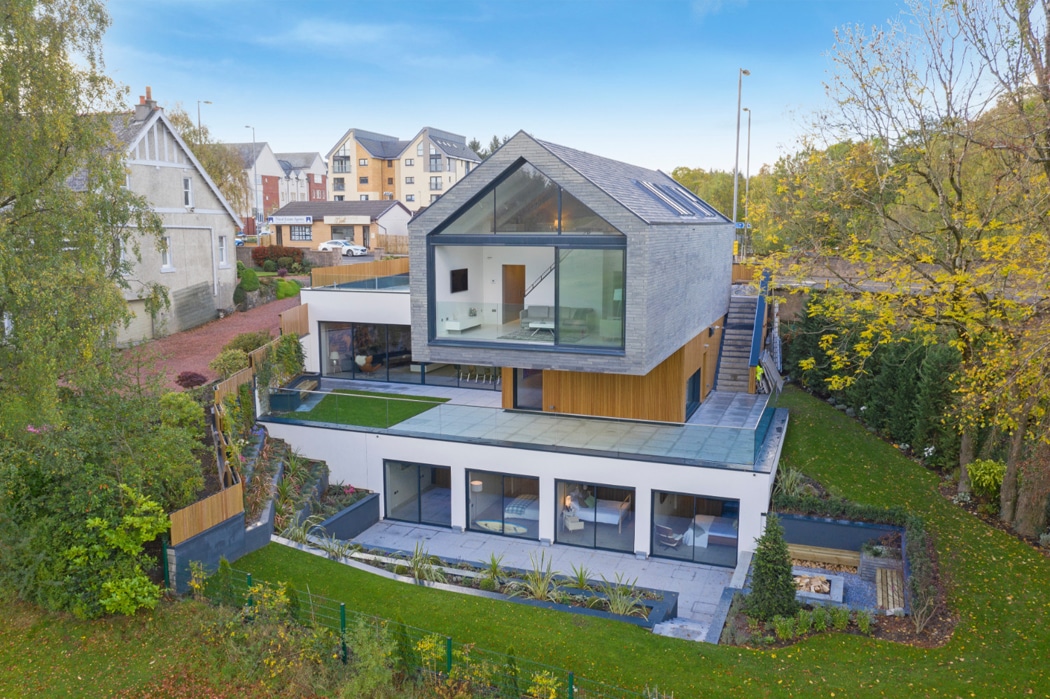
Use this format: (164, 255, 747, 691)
(261, 379, 785, 472)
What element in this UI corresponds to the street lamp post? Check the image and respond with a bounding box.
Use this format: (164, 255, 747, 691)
(196, 99, 212, 141)
(743, 106, 752, 256)
(731, 68, 750, 225)
(245, 125, 259, 230)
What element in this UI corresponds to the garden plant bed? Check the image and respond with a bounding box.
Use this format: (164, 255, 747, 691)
(274, 535, 677, 629)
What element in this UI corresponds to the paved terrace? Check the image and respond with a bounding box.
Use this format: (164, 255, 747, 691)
(350, 519, 742, 641)
(279, 379, 783, 471)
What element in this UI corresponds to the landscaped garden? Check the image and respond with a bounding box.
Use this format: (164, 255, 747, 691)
(3, 387, 1049, 697)
(287, 389, 449, 428)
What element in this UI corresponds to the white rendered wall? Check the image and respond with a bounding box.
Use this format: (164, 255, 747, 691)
(298, 288, 410, 372)
(262, 421, 775, 557)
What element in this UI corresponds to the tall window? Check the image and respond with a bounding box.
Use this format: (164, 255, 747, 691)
(467, 470, 539, 539)
(182, 177, 193, 206)
(333, 177, 345, 191)
(430, 155, 442, 171)
(289, 225, 312, 241)
(161, 235, 173, 269)
(447, 159, 456, 173)
(417, 143, 424, 156)
(429, 176, 442, 191)
(333, 158, 350, 173)
(651, 492, 739, 568)
(556, 481, 634, 552)
(217, 235, 228, 265)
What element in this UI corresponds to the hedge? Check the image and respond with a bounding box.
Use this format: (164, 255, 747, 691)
(251, 245, 304, 267)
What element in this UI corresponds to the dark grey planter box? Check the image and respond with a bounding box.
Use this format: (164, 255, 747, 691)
(315, 493, 380, 540)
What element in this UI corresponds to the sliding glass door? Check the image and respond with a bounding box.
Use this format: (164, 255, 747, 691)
(467, 470, 539, 539)
(555, 480, 634, 552)
(383, 460, 451, 527)
(650, 491, 739, 567)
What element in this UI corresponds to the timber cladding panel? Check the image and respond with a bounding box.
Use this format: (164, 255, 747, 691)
(499, 327, 718, 422)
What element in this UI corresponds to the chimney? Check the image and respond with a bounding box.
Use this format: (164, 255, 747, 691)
(134, 86, 159, 121)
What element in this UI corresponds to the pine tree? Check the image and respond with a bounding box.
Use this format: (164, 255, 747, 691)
(746, 514, 799, 621)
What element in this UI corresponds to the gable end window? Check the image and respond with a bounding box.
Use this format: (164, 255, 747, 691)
(182, 177, 193, 207)
(359, 158, 368, 166)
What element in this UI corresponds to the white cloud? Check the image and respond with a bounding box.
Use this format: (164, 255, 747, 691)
(255, 19, 403, 49)
(691, 0, 746, 20)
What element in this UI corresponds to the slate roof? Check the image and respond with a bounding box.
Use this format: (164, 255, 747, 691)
(357, 136, 411, 159)
(425, 127, 482, 162)
(275, 152, 322, 171)
(269, 200, 409, 219)
(227, 142, 269, 168)
(535, 135, 728, 225)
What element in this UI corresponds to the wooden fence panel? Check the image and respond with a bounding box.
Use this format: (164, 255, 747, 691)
(169, 481, 244, 545)
(376, 233, 409, 254)
(279, 304, 309, 337)
(732, 264, 756, 284)
(214, 366, 254, 405)
(311, 257, 409, 288)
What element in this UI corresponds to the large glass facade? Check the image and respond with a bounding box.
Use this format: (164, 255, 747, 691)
(320, 322, 414, 383)
(651, 491, 739, 568)
(557, 248, 624, 348)
(467, 470, 539, 539)
(384, 460, 451, 526)
(555, 480, 634, 552)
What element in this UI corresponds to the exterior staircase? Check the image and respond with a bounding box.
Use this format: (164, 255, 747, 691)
(715, 295, 758, 393)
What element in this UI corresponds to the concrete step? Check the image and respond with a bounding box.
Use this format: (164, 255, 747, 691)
(652, 618, 712, 642)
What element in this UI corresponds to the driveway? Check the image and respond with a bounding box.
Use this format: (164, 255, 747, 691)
(124, 296, 301, 391)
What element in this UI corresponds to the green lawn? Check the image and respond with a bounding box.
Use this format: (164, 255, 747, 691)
(295, 389, 448, 428)
(238, 386, 1050, 697)
(3, 387, 1048, 697)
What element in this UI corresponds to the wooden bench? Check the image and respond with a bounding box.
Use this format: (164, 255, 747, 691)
(876, 567, 905, 611)
(787, 544, 861, 568)
(296, 379, 318, 400)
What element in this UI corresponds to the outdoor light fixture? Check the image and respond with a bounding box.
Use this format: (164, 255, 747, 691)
(743, 106, 753, 256)
(732, 68, 751, 225)
(196, 99, 211, 137)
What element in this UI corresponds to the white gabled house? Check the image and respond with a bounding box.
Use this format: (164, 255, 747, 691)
(110, 89, 242, 344)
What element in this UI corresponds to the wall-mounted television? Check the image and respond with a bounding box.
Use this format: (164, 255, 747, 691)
(450, 268, 468, 293)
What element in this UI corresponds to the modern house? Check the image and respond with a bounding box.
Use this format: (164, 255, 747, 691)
(275, 152, 328, 208)
(265, 200, 411, 251)
(108, 90, 241, 344)
(325, 127, 481, 209)
(263, 132, 785, 570)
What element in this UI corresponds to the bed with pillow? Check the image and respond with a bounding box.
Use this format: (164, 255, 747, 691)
(573, 493, 633, 533)
(503, 493, 540, 521)
(687, 514, 738, 548)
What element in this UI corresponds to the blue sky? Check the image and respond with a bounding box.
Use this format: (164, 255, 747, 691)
(104, 0, 907, 173)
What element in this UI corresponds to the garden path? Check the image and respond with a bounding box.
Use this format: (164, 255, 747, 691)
(123, 297, 300, 390)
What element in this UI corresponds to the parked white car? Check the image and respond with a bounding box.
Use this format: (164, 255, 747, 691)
(344, 244, 369, 257)
(318, 240, 354, 254)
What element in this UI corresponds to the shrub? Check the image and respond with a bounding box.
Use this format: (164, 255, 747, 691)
(290, 262, 305, 274)
(276, 256, 293, 269)
(209, 348, 249, 379)
(262, 259, 277, 272)
(239, 267, 260, 292)
(968, 459, 1006, 500)
(830, 605, 851, 631)
(277, 267, 288, 277)
(175, 370, 207, 389)
(795, 608, 813, 635)
(233, 285, 246, 305)
(159, 391, 205, 441)
(276, 278, 300, 299)
(746, 514, 799, 621)
(236, 260, 246, 273)
(812, 606, 830, 632)
(855, 609, 875, 635)
(772, 615, 796, 641)
(223, 330, 271, 355)
(251, 245, 303, 267)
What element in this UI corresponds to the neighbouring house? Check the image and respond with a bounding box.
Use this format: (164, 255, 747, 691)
(108, 89, 241, 345)
(326, 127, 481, 209)
(262, 132, 786, 570)
(229, 141, 284, 235)
(275, 152, 328, 208)
(266, 200, 411, 252)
